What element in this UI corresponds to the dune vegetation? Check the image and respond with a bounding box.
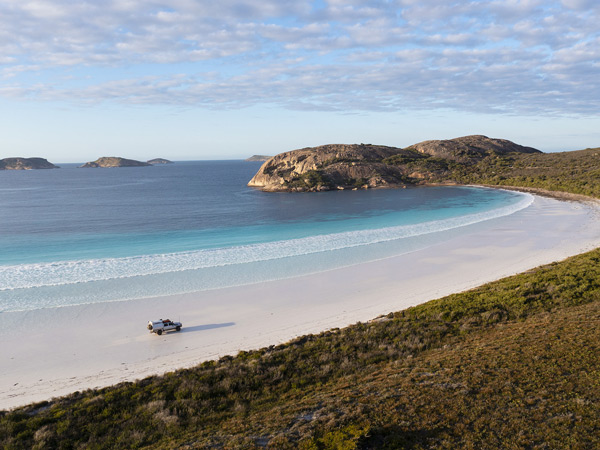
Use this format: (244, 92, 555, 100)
(1, 146, 600, 449)
(419, 147, 600, 198)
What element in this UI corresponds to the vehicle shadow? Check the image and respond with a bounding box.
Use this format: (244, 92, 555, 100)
(181, 322, 235, 333)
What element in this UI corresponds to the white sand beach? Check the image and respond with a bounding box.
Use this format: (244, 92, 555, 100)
(1, 194, 600, 410)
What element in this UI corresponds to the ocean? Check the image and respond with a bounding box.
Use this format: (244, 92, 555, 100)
(0, 161, 532, 312)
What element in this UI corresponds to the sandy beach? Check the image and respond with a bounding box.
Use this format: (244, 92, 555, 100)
(2, 194, 600, 410)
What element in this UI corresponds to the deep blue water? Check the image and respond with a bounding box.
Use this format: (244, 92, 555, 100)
(0, 161, 531, 312)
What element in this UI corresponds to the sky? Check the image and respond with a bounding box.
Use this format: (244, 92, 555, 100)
(1, 0, 599, 162)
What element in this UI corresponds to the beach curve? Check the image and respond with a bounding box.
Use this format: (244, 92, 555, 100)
(1, 193, 600, 410)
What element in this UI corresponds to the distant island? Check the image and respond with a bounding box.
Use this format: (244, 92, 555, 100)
(246, 155, 272, 162)
(0, 157, 58, 170)
(80, 157, 151, 168)
(248, 135, 542, 192)
(147, 158, 173, 165)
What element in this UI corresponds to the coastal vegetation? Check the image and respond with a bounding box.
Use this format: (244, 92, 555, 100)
(2, 139, 600, 449)
(434, 147, 600, 198)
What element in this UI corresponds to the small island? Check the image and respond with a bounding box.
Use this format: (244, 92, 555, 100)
(147, 158, 173, 165)
(245, 155, 272, 162)
(0, 157, 58, 170)
(79, 157, 151, 168)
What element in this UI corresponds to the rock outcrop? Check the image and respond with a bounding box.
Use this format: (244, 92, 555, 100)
(0, 157, 58, 170)
(409, 135, 540, 163)
(248, 144, 408, 191)
(80, 157, 151, 168)
(248, 136, 542, 192)
(147, 158, 173, 164)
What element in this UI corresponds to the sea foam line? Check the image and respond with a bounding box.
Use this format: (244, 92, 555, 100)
(0, 193, 533, 291)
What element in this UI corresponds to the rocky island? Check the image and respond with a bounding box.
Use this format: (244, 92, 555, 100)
(248, 135, 541, 192)
(147, 158, 173, 164)
(246, 155, 272, 162)
(80, 157, 151, 168)
(0, 157, 58, 170)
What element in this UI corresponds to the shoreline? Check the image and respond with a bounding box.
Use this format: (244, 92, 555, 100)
(473, 184, 600, 205)
(2, 194, 600, 410)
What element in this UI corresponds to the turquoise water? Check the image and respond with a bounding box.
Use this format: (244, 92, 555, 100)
(0, 161, 532, 312)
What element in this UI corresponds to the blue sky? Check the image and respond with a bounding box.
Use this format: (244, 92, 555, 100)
(1, 0, 599, 162)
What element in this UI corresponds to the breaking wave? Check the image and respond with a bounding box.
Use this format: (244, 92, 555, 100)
(0, 193, 533, 292)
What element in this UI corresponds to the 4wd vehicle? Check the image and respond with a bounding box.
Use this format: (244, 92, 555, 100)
(147, 319, 182, 335)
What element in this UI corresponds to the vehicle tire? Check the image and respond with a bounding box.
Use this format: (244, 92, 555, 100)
(157, 329, 162, 336)
(176, 326, 181, 332)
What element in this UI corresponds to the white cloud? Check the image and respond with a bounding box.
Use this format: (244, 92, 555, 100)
(1, 64, 40, 79)
(560, 0, 599, 10)
(0, 0, 598, 116)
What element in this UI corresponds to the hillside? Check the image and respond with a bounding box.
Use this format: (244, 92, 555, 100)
(80, 157, 151, 168)
(248, 136, 542, 192)
(409, 134, 540, 162)
(429, 147, 600, 198)
(0, 157, 58, 170)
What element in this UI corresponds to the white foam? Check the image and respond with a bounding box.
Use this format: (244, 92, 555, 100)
(0, 193, 533, 291)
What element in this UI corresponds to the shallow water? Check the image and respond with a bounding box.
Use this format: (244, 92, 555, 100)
(0, 161, 530, 311)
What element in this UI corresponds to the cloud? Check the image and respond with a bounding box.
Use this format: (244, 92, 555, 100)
(560, 0, 600, 11)
(0, 0, 598, 116)
(1, 64, 40, 79)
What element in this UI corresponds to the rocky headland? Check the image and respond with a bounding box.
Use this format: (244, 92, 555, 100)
(248, 135, 542, 192)
(0, 157, 58, 170)
(147, 158, 173, 165)
(80, 157, 151, 168)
